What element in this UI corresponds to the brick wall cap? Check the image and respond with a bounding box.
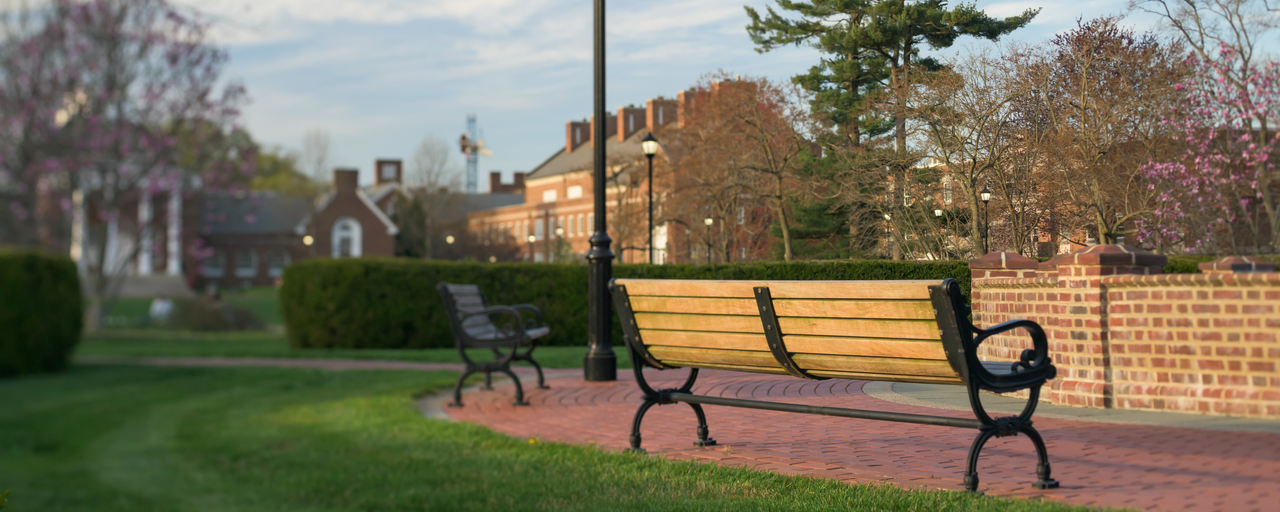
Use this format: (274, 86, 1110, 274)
(969, 251, 1039, 270)
(1199, 256, 1279, 274)
(972, 276, 1058, 289)
(1038, 252, 1073, 272)
(1102, 272, 1280, 287)
(1059, 244, 1168, 268)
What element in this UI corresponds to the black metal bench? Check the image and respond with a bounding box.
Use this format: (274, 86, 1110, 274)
(437, 282, 550, 406)
(609, 277, 1059, 492)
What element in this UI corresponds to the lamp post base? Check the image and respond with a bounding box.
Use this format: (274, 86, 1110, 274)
(584, 352, 617, 382)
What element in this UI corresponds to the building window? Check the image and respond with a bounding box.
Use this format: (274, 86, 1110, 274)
(201, 249, 224, 278)
(557, 217, 564, 237)
(943, 178, 953, 205)
(587, 214, 594, 234)
(535, 219, 544, 240)
(628, 114, 634, 132)
(737, 207, 745, 225)
(534, 252, 544, 263)
(380, 162, 397, 181)
(267, 250, 291, 277)
(234, 249, 257, 278)
(658, 108, 664, 125)
(332, 217, 362, 258)
(542, 189, 557, 203)
(567, 185, 583, 199)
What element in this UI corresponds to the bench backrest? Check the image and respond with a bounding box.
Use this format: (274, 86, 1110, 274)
(437, 283, 498, 341)
(611, 279, 964, 385)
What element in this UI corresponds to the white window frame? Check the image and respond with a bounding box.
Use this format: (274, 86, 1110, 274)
(567, 185, 583, 199)
(234, 249, 258, 278)
(267, 250, 291, 278)
(332, 217, 363, 258)
(201, 250, 225, 278)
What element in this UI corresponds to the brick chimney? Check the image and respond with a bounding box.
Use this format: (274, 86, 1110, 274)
(566, 119, 589, 153)
(646, 97, 677, 130)
(488, 171, 528, 194)
(374, 159, 402, 186)
(333, 168, 359, 193)
(617, 105, 646, 142)
(590, 113, 617, 147)
(489, 171, 502, 193)
(677, 89, 707, 129)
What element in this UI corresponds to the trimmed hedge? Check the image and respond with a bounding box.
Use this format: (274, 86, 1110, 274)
(281, 258, 971, 349)
(0, 249, 83, 377)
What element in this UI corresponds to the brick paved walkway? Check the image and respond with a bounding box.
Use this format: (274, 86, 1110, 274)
(449, 369, 1280, 512)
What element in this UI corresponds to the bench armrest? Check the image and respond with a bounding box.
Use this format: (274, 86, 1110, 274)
(969, 318, 1056, 390)
(509, 304, 545, 330)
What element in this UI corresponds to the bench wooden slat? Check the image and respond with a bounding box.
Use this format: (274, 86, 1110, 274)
(805, 370, 964, 385)
(628, 296, 935, 320)
(642, 331, 769, 351)
(791, 353, 959, 379)
(647, 346, 780, 368)
(782, 335, 948, 360)
(776, 317, 938, 340)
(658, 360, 793, 376)
(635, 312, 763, 334)
(636, 313, 937, 340)
(616, 279, 937, 300)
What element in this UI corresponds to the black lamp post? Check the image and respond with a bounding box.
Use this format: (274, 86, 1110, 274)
(979, 186, 992, 254)
(704, 217, 714, 264)
(641, 133, 659, 264)
(527, 234, 536, 261)
(584, 0, 615, 381)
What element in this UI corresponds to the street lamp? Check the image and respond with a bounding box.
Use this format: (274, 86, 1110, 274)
(979, 186, 992, 254)
(302, 235, 313, 246)
(704, 217, 714, 265)
(445, 235, 455, 245)
(585, 0, 616, 381)
(934, 208, 943, 218)
(641, 133, 659, 265)
(527, 234, 536, 262)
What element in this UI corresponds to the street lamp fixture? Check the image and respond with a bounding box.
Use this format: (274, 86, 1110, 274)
(527, 234, 536, 243)
(934, 209, 943, 218)
(445, 235, 455, 245)
(642, 133, 659, 265)
(703, 217, 714, 265)
(883, 213, 892, 221)
(979, 186, 992, 254)
(555, 227, 564, 237)
(302, 235, 314, 246)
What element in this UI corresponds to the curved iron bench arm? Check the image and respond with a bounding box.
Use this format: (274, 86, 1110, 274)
(509, 304, 545, 331)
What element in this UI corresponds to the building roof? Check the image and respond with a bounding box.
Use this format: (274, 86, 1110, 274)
(526, 128, 649, 181)
(440, 193, 526, 222)
(201, 193, 312, 235)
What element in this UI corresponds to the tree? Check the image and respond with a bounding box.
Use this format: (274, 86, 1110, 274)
(251, 147, 318, 197)
(408, 135, 462, 190)
(299, 128, 331, 184)
(1026, 17, 1189, 246)
(1134, 0, 1280, 253)
(748, 0, 1037, 258)
(3, 0, 249, 329)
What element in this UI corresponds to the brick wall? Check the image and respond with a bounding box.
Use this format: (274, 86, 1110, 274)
(971, 246, 1280, 418)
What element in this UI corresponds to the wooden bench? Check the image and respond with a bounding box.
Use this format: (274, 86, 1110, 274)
(609, 277, 1059, 492)
(437, 283, 550, 406)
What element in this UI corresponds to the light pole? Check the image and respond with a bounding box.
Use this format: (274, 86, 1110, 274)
(704, 217, 714, 264)
(584, 0, 616, 381)
(641, 133, 659, 264)
(980, 186, 992, 254)
(527, 234, 536, 262)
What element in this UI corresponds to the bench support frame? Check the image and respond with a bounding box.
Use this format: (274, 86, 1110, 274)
(610, 278, 1060, 493)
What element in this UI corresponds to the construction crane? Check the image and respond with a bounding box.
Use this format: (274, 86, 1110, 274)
(458, 114, 491, 194)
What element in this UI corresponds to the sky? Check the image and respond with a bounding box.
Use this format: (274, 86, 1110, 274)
(186, 0, 1170, 191)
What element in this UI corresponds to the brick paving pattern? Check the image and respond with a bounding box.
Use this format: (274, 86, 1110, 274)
(450, 369, 1280, 512)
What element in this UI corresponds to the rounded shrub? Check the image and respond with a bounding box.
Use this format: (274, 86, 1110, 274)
(0, 249, 83, 377)
(281, 258, 971, 350)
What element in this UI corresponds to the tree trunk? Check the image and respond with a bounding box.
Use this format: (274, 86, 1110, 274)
(775, 177, 793, 262)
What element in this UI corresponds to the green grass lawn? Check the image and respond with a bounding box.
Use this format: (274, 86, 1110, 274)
(0, 365, 1107, 511)
(103, 286, 284, 327)
(77, 329, 631, 369)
